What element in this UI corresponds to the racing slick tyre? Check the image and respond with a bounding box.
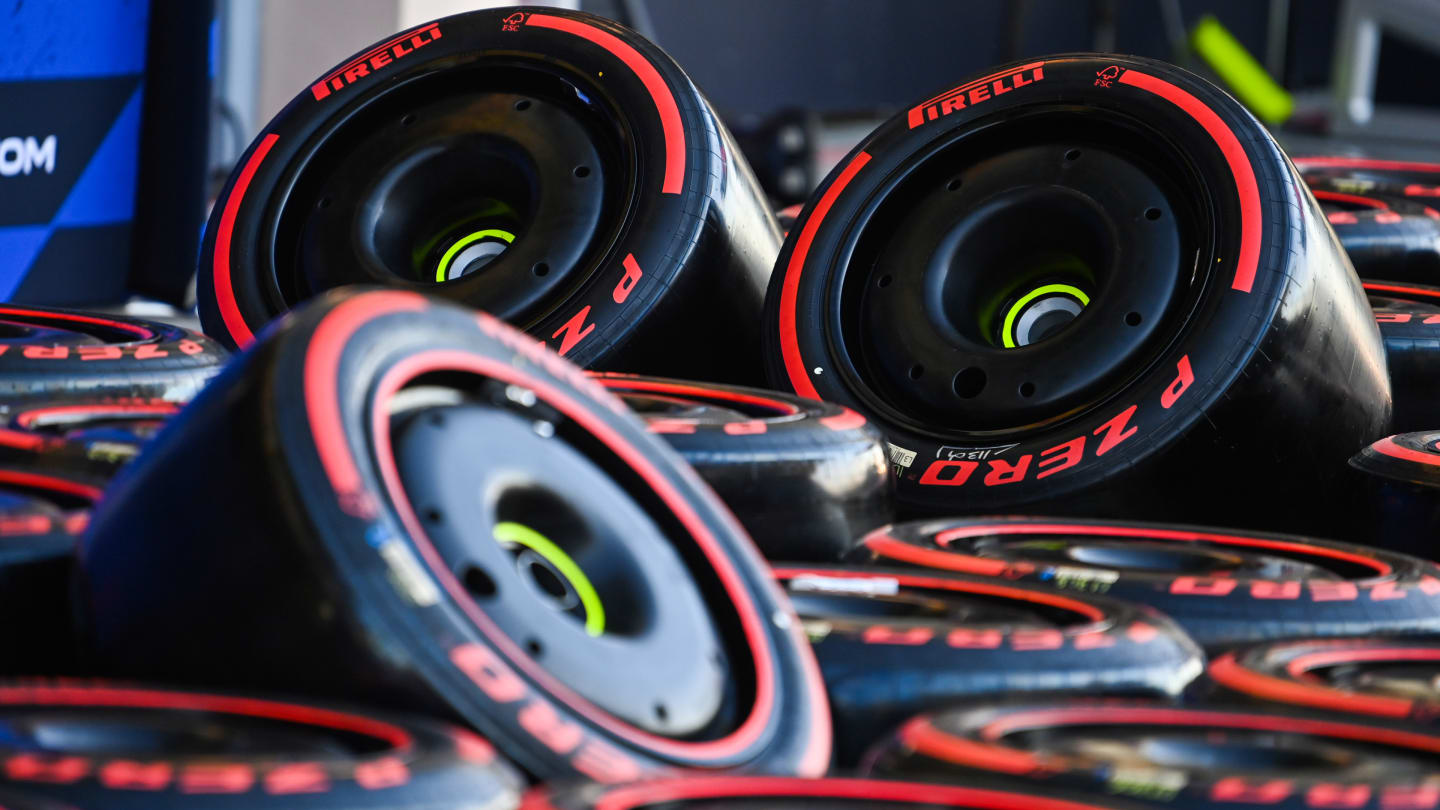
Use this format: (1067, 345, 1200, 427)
(865, 702, 1440, 810)
(773, 565, 1202, 764)
(851, 517, 1440, 649)
(1371, 300, 1440, 434)
(1366, 279, 1440, 308)
(1308, 181, 1440, 284)
(593, 374, 892, 561)
(198, 7, 779, 385)
(78, 289, 831, 781)
(1211, 638, 1440, 724)
(0, 682, 523, 809)
(0, 305, 224, 405)
(525, 775, 1148, 810)
(763, 54, 1388, 534)
(1350, 432, 1440, 556)
(1294, 155, 1440, 193)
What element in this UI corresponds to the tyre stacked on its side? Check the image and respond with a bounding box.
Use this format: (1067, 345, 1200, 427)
(594, 374, 892, 561)
(773, 564, 1202, 764)
(850, 517, 1440, 649)
(1350, 432, 1440, 551)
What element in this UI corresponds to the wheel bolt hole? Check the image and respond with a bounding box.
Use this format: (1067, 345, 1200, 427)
(954, 367, 987, 399)
(462, 565, 496, 598)
(526, 638, 543, 657)
(908, 364, 924, 380)
(654, 703, 668, 722)
(947, 177, 963, 191)
(1065, 149, 1081, 161)
(877, 274, 893, 288)
(1019, 381, 1035, 398)
(423, 507, 443, 525)
(514, 99, 532, 111)
(1126, 311, 1142, 326)
(532, 262, 550, 277)
(317, 197, 331, 210)
(573, 165, 591, 179)
(400, 113, 416, 126)
(1145, 207, 1162, 221)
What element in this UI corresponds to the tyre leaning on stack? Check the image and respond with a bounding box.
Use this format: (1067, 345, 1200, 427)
(198, 6, 779, 385)
(764, 54, 1388, 536)
(78, 288, 830, 780)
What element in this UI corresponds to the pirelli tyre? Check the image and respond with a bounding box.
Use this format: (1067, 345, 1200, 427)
(1211, 638, 1440, 724)
(0, 305, 224, 405)
(525, 775, 1148, 810)
(79, 289, 830, 781)
(593, 374, 892, 561)
(198, 7, 779, 385)
(1350, 432, 1440, 554)
(851, 517, 1440, 650)
(763, 54, 1388, 530)
(866, 702, 1440, 810)
(1370, 300, 1440, 434)
(0, 399, 178, 479)
(1308, 182, 1440, 284)
(1366, 279, 1440, 308)
(1295, 155, 1440, 193)
(0, 682, 523, 809)
(773, 565, 1202, 764)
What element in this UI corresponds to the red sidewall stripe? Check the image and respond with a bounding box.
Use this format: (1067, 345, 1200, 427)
(1296, 156, 1440, 175)
(1209, 652, 1414, 718)
(525, 14, 684, 195)
(1119, 70, 1260, 293)
(591, 776, 1113, 810)
(592, 376, 802, 416)
(214, 133, 279, 348)
(1312, 189, 1390, 210)
(1374, 435, 1440, 467)
(0, 685, 413, 751)
(1365, 282, 1440, 301)
(779, 151, 871, 399)
(15, 403, 180, 429)
(0, 469, 101, 502)
(930, 521, 1393, 578)
(0, 307, 151, 340)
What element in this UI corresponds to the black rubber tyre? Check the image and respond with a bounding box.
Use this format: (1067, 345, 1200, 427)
(1350, 432, 1440, 556)
(0, 682, 522, 809)
(0, 398, 177, 479)
(1295, 155, 1440, 191)
(79, 288, 830, 780)
(1211, 638, 1440, 724)
(198, 7, 778, 386)
(864, 697, 1440, 801)
(763, 55, 1388, 532)
(866, 701, 1440, 810)
(1307, 180, 1440, 284)
(0, 305, 224, 405)
(1370, 299, 1440, 434)
(593, 374, 892, 561)
(773, 564, 1202, 764)
(1366, 278, 1440, 307)
(527, 775, 1148, 810)
(851, 517, 1440, 650)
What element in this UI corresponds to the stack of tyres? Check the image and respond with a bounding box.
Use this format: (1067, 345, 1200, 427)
(851, 517, 1440, 649)
(0, 305, 223, 675)
(761, 55, 1388, 540)
(1350, 432, 1440, 547)
(1299, 157, 1440, 284)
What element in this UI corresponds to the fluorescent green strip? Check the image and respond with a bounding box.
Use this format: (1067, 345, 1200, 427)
(1002, 283, 1090, 348)
(1191, 14, 1293, 124)
(436, 228, 515, 282)
(493, 521, 605, 637)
